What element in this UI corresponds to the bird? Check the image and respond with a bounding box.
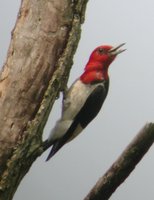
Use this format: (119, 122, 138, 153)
(46, 43, 125, 161)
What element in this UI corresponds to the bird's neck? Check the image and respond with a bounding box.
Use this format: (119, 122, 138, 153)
(80, 61, 109, 84)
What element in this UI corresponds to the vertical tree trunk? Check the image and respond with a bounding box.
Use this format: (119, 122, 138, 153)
(0, 0, 88, 199)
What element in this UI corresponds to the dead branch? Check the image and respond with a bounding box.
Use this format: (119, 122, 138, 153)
(84, 123, 154, 200)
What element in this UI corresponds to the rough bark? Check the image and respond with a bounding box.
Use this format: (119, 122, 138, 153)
(0, 0, 88, 199)
(84, 123, 154, 200)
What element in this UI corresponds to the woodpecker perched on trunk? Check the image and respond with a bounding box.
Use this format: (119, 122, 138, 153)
(46, 43, 125, 161)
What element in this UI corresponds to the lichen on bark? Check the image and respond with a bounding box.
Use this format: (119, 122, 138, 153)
(0, 0, 89, 199)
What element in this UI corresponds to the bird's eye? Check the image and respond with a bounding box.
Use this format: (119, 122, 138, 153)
(98, 48, 105, 54)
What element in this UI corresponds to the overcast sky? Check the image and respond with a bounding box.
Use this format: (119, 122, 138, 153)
(1, 1, 154, 200)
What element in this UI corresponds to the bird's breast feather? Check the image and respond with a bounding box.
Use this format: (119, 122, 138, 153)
(62, 79, 105, 120)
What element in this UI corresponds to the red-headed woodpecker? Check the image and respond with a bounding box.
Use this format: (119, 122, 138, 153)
(46, 43, 125, 161)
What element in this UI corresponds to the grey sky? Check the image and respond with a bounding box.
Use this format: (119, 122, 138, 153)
(1, 0, 154, 199)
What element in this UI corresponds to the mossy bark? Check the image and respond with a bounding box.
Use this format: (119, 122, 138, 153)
(0, 0, 88, 199)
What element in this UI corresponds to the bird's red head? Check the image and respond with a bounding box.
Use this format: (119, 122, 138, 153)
(88, 45, 115, 64)
(80, 43, 125, 84)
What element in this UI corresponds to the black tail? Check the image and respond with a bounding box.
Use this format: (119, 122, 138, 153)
(46, 116, 80, 161)
(46, 140, 65, 161)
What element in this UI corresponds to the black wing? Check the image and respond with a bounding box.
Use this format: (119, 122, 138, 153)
(75, 83, 109, 128)
(46, 82, 109, 161)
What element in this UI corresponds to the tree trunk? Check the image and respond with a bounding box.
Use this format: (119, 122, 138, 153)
(0, 0, 88, 199)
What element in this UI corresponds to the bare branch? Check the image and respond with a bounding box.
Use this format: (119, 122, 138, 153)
(84, 123, 154, 200)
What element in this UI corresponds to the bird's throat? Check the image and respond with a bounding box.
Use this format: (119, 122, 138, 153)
(80, 70, 108, 84)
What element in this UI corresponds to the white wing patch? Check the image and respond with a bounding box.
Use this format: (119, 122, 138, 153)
(62, 80, 96, 119)
(48, 120, 73, 141)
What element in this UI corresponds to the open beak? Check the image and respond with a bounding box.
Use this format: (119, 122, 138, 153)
(109, 43, 126, 55)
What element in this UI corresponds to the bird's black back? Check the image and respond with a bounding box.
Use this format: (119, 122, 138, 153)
(46, 80, 109, 160)
(76, 81, 109, 128)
